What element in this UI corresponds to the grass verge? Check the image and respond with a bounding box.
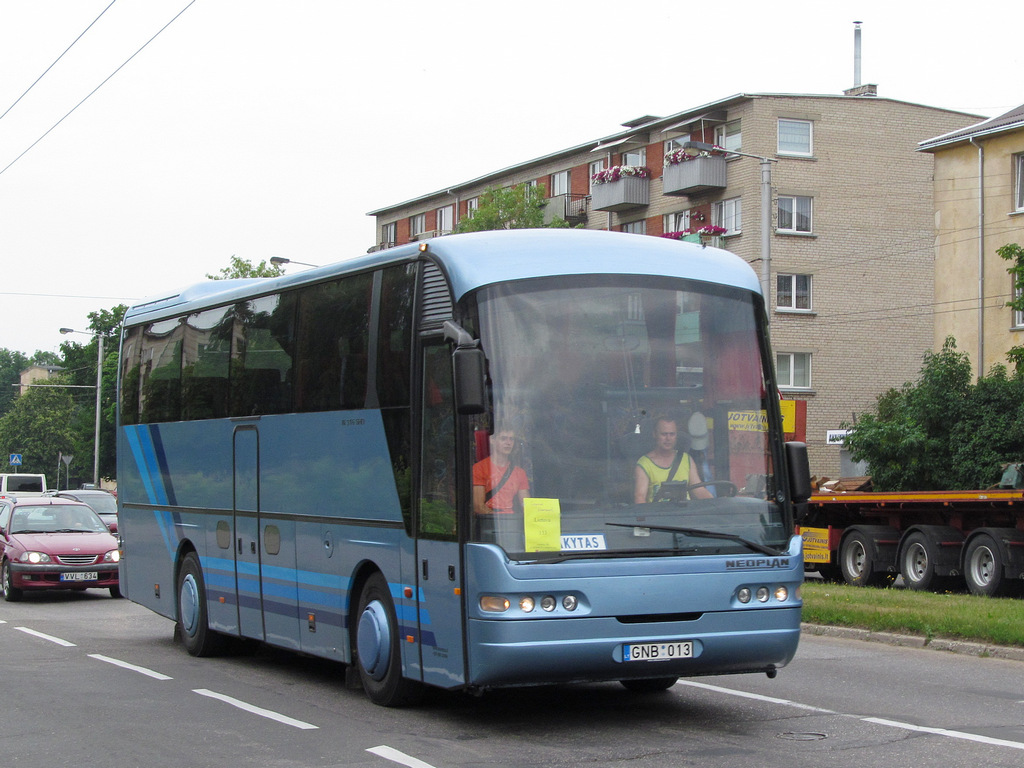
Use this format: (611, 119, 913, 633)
(801, 581, 1024, 648)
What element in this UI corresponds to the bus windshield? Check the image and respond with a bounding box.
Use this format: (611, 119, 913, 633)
(467, 275, 786, 559)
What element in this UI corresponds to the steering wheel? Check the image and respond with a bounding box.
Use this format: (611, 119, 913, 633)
(687, 480, 739, 497)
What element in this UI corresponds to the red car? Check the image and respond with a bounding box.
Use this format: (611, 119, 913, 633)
(0, 497, 121, 600)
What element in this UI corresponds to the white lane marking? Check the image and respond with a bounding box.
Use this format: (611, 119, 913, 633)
(192, 688, 318, 730)
(367, 745, 439, 768)
(864, 718, 1024, 751)
(678, 680, 1024, 751)
(14, 627, 75, 646)
(89, 654, 173, 680)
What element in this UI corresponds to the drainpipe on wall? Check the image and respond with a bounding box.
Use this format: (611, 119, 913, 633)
(969, 137, 985, 378)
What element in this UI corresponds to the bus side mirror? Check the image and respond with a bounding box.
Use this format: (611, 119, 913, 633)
(444, 320, 488, 415)
(453, 346, 487, 415)
(785, 442, 811, 504)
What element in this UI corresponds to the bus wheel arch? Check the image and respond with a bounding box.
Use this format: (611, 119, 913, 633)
(351, 569, 423, 707)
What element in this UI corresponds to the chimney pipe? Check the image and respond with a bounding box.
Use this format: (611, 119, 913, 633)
(853, 21, 862, 87)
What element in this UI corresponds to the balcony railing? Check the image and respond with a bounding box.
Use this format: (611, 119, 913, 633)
(590, 176, 650, 212)
(663, 155, 727, 196)
(544, 193, 589, 225)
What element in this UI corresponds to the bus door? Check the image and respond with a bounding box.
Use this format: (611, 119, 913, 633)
(414, 344, 465, 688)
(233, 424, 264, 640)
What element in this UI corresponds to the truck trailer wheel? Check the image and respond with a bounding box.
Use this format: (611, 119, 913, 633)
(900, 532, 939, 591)
(964, 534, 1006, 597)
(840, 531, 894, 587)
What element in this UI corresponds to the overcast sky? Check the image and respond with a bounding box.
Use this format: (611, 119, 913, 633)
(0, 0, 1018, 357)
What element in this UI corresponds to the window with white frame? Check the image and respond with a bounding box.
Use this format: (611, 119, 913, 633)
(1015, 153, 1024, 212)
(1014, 284, 1024, 329)
(436, 205, 454, 234)
(778, 119, 813, 156)
(410, 213, 425, 237)
(622, 147, 646, 168)
(777, 352, 811, 389)
(777, 274, 812, 311)
(381, 221, 396, 245)
(777, 195, 813, 233)
(465, 197, 479, 218)
(589, 159, 606, 191)
(713, 197, 742, 234)
(714, 120, 741, 153)
(621, 219, 646, 235)
(551, 170, 570, 197)
(664, 210, 689, 234)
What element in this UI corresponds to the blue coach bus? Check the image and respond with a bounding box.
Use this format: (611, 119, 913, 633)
(117, 229, 810, 706)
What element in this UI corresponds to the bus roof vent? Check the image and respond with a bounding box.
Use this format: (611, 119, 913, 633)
(420, 261, 453, 329)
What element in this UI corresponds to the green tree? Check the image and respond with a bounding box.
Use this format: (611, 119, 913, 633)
(0, 348, 29, 417)
(207, 254, 286, 280)
(844, 337, 1024, 490)
(455, 183, 568, 232)
(0, 384, 75, 476)
(998, 242, 1024, 373)
(58, 305, 126, 484)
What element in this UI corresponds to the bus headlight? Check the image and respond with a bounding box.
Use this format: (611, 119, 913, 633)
(519, 596, 535, 613)
(737, 587, 752, 604)
(540, 596, 557, 612)
(774, 586, 789, 602)
(480, 596, 510, 613)
(562, 595, 578, 611)
(756, 587, 770, 603)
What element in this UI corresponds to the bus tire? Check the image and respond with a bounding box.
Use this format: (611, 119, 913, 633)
(177, 552, 225, 657)
(620, 677, 678, 693)
(964, 534, 1006, 597)
(840, 531, 893, 587)
(354, 572, 423, 707)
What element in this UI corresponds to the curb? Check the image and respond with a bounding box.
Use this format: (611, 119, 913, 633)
(801, 623, 1024, 663)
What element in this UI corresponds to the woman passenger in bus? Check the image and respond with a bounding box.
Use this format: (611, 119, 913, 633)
(633, 415, 712, 503)
(473, 425, 530, 516)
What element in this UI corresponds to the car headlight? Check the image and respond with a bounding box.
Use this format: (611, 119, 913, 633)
(20, 551, 51, 564)
(103, 550, 120, 563)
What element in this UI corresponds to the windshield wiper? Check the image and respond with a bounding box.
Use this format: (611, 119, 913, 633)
(606, 522, 783, 557)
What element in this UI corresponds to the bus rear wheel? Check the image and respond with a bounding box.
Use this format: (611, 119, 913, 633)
(177, 552, 225, 657)
(354, 572, 423, 707)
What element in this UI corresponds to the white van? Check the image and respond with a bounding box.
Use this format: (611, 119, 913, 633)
(0, 473, 47, 498)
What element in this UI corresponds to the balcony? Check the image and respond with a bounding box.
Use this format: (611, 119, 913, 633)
(662, 154, 727, 196)
(543, 193, 589, 225)
(590, 175, 650, 212)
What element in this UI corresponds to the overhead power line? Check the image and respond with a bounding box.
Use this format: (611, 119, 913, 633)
(0, 0, 196, 179)
(0, 1, 118, 124)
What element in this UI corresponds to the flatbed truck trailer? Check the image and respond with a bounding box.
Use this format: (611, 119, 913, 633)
(798, 488, 1024, 597)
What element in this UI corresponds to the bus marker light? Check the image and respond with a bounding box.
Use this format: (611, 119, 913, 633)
(480, 596, 510, 613)
(406, 635, 415, 643)
(454, 587, 461, 596)
(403, 587, 413, 598)
(219, 596, 226, 604)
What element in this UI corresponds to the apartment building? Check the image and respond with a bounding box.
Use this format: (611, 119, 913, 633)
(919, 103, 1024, 377)
(368, 89, 980, 476)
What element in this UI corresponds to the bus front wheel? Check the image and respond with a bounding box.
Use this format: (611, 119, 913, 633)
(354, 572, 423, 707)
(177, 552, 225, 657)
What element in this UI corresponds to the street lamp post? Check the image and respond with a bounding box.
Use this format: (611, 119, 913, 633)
(269, 256, 320, 269)
(683, 141, 776, 321)
(59, 328, 103, 487)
